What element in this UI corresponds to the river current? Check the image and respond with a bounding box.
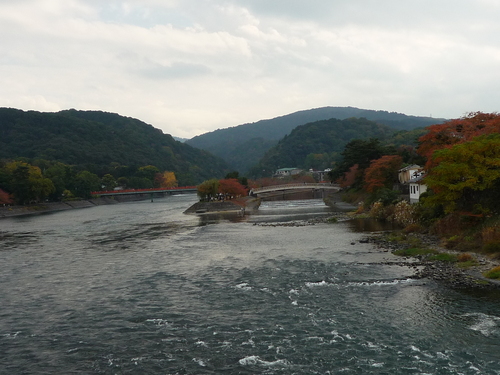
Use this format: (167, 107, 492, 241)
(1, 194, 499, 374)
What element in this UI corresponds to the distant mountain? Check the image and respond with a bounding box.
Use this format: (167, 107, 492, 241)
(0, 108, 230, 184)
(248, 117, 398, 178)
(187, 106, 445, 173)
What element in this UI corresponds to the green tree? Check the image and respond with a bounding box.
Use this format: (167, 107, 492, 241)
(45, 163, 75, 201)
(5, 161, 55, 204)
(101, 174, 117, 191)
(424, 134, 500, 214)
(137, 165, 160, 182)
(10, 164, 31, 204)
(74, 170, 101, 199)
(197, 179, 220, 201)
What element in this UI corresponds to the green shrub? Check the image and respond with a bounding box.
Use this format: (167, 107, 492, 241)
(483, 266, 500, 279)
(393, 247, 436, 257)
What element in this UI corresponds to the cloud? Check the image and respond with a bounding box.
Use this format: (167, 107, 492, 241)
(0, 0, 499, 138)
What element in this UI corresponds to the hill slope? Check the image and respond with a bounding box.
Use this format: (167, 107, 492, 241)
(187, 106, 444, 173)
(248, 117, 424, 178)
(0, 108, 229, 184)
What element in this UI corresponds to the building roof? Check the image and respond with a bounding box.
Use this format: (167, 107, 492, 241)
(276, 167, 300, 172)
(398, 164, 422, 172)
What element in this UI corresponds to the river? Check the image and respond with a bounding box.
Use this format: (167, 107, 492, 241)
(1, 194, 499, 374)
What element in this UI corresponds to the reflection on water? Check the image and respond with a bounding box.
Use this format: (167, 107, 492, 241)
(348, 217, 402, 232)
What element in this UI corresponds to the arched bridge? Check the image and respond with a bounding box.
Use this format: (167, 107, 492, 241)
(250, 183, 341, 197)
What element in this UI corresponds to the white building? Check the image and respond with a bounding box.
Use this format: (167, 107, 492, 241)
(409, 173, 427, 203)
(273, 168, 302, 178)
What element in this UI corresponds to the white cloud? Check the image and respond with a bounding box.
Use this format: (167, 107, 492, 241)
(0, 0, 499, 138)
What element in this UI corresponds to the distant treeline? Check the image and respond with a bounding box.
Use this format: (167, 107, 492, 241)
(0, 108, 230, 187)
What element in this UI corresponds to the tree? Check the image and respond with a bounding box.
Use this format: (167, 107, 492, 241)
(364, 155, 403, 193)
(329, 138, 395, 188)
(44, 163, 76, 201)
(418, 112, 500, 170)
(218, 179, 248, 198)
(197, 179, 220, 201)
(0, 188, 13, 205)
(101, 174, 117, 191)
(137, 165, 161, 182)
(423, 134, 500, 214)
(4, 161, 55, 204)
(336, 164, 359, 188)
(155, 171, 178, 188)
(74, 170, 101, 199)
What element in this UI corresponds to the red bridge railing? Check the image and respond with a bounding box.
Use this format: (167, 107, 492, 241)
(91, 186, 197, 196)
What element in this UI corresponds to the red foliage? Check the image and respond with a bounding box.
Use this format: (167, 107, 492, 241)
(364, 155, 403, 193)
(0, 188, 13, 205)
(218, 179, 248, 198)
(336, 164, 359, 188)
(418, 112, 500, 170)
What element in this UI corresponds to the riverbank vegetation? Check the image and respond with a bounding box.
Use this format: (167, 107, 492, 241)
(328, 112, 500, 280)
(0, 108, 230, 200)
(0, 159, 181, 204)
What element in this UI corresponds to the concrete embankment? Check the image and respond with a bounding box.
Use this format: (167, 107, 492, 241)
(0, 197, 119, 219)
(184, 197, 261, 215)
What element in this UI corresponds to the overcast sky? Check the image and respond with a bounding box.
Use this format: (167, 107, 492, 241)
(1, 0, 499, 138)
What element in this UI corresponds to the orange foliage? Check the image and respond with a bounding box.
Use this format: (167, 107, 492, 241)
(363, 155, 403, 193)
(155, 171, 178, 188)
(418, 112, 500, 170)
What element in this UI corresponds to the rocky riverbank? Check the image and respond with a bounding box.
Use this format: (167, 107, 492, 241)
(366, 233, 500, 291)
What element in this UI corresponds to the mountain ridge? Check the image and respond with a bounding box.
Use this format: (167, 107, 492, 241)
(186, 106, 445, 173)
(0, 108, 230, 185)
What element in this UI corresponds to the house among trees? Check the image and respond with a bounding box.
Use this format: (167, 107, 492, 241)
(273, 168, 302, 178)
(398, 164, 423, 184)
(409, 172, 427, 204)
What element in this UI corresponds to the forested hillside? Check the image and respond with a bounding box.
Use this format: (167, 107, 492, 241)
(0, 108, 229, 184)
(247, 117, 426, 178)
(187, 106, 444, 173)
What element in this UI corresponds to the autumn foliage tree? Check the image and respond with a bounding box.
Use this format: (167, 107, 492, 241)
(336, 164, 359, 188)
(155, 171, 178, 188)
(0, 188, 13, 205)
(423, 134, 500, 214)
(218, 179, 248, 198)
(418, 112, 500, 170)
(364, 155, 403, 193)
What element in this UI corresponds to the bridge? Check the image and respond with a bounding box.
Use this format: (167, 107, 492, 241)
(250, 183, 341, 197)
(91, 186, 197, 198)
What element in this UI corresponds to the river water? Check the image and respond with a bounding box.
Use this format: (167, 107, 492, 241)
(1, 194, 499, 374)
